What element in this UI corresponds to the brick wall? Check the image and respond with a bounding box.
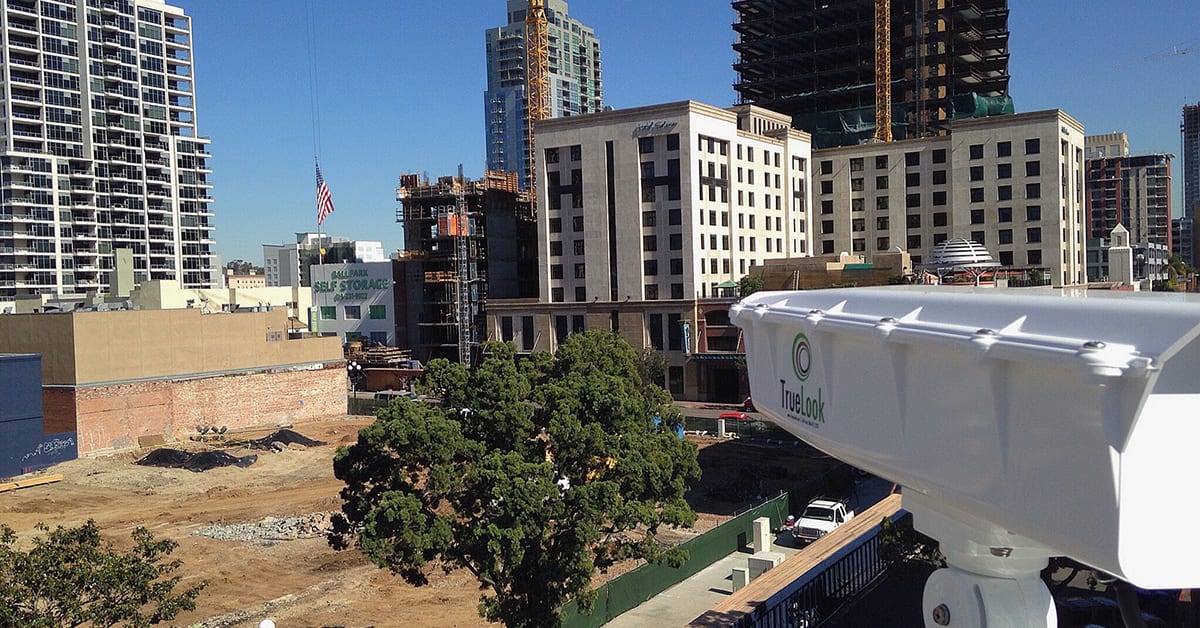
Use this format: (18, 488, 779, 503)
(60, 365, 346, 454)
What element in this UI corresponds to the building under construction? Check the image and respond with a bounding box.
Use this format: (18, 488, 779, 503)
(395, 171, 536, 365)
(733, 0, 1012, 147)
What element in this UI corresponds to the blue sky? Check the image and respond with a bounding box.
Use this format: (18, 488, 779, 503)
(185, 1, 1200, 263)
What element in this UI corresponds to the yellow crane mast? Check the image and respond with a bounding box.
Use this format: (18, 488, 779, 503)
(873, 0, 892, 142)
(525, 0, 550, 214)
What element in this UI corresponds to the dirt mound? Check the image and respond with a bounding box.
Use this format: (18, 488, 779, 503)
(135, 448, 257, 472)
(248, 429, 327, 451)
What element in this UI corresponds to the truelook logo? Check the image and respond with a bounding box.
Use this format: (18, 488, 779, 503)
(792, 332, 812, 382)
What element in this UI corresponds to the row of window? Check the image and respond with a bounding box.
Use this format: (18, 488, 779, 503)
(319, 304, 387, 320)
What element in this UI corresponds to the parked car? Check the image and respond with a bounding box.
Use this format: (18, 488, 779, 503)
(793, 498, 855, 545)
(375, 390, 415, 402)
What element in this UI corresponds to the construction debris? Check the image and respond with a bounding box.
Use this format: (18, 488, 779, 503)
(0, 473, 64, 493)
(194, 512, 335, 544)
(135, 449, 257, 472)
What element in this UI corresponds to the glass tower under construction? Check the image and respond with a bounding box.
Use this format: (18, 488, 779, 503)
(733, 0, 1011, 147)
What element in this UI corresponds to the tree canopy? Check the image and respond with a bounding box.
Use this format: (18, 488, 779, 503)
(329, 331, 701, 627)
(738, 274, 764, 298)
(0, 520, 205, 627)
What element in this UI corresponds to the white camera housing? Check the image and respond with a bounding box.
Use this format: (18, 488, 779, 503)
(731, 286, 1200, 590)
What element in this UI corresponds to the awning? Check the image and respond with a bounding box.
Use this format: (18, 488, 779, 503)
(287, 316, 308, 329)
(715, 280, 738, 289)
(688, 352, 745, 361)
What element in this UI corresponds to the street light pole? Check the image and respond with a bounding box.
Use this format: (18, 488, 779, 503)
(347, 361, 362, 394)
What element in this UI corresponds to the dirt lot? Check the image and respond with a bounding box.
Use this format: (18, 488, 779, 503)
(1, 415, 841, 627)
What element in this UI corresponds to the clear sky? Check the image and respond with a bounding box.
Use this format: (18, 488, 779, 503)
(184, 0, 1200, 263)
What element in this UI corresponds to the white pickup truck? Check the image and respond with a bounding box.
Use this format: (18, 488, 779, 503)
(792, 498, 855, 545)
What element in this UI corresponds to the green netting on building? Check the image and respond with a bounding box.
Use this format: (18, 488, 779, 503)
(949, 93, 1015, 119)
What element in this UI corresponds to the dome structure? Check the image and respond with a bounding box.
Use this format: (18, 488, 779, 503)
(924, 238, 1001, 284)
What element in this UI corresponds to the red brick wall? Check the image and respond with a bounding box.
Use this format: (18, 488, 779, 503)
(66, 366, 346, 454)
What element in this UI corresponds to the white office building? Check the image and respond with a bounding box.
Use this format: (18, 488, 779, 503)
(535, 100, 813, 304)
(0, 0, 214, 312)
(811, 109, 1088, 286)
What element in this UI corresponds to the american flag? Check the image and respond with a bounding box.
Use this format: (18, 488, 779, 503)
(316, 163, 335, 225)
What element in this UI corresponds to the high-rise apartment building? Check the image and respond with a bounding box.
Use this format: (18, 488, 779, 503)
(0, 0, 214, 311)
(484, 0, 602, 187)
(1083, 152, 1172, 248)
(1183, 103, 1200, 219)
(811, 110, 1087, 286)
(732, 0, 1011, 147)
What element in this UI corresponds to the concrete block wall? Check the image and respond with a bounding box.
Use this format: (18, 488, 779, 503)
(47, 364, 346, 454)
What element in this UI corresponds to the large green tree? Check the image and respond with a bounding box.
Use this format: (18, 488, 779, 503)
(0, 520, 206, 627)
(329, 331, 701, 627)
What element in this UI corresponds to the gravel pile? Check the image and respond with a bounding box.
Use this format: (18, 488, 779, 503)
(195, 511, 335, 544)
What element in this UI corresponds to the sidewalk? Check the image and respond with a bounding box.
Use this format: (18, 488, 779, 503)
(604, 531, 802, 628)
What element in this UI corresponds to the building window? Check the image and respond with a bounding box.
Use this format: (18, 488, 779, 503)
(970, 166, 984, 182)
(851, 178, 864, 191)
(549, 217, 562, 233)
(574, 240, 585, 255)
(875, 155, 888, 169)
(574, 263, 586, 279)
(369, 305, 386, 319)
(852, 198, 864, 212)
(570, 144, 582, 161)
(645, 284, 658, 300)
(907, 234, 921, 250)
(876, 175, 888, 190)
(820, 160, 833, 175)
(668, 208, 681, 225)
(1027, 227, 1042, 243)
(906, 193, 921, 208)
(932, 148, 947, 164)
(670, 258, 683, 275)
(822, 240, 835, 254)
(344, 305, 361, 320)
(905, 151, 920, 167)
(999, 251, 1014, 266)
(997, 163, 1012, 179)
(551, 264, 563, 279)
(643, 235, 657, 251)
(574, 286, 586, 302)
(671, 283, 684, 299)
(822, 220, 834, 234)
(1026, 160, 1041, 177)
(999, 229, 1013, 244)
(970, 209, 984, 224)
(877, 236, 890, 250)
(876, 196, 889, 210)
(552, 287, 564, 302)
(852, 218, 865, 232)
(1027, 249, 1042, 265)
(522, 317, 535, 351)
(1025, 138, 1040, 155)
(550, 241, 563, 256)
(998, 185, 1012, 201)
(932, 170, 946, 185)
(822, 200, 834, 214)
(933, 212, 948, 227)
(320, 306, 335, 320)
(644, 260, 658, 275)
(906, 214, 921, 229)
(906, 172, 920, 187)
(639, 136, 654, 153)
(852, 238, 866, 252)
(998, 207, 1013, 222)
(1026, 205, 1041, 221)
(573, 216, 584, 231)
(969, 144, 984, 160)
(820, 180, 833, 194)
(997, 141, 1012, 157)
(850, 157, 864, 172)
(876, 216, 889, 230)
(970, 188, 984, 203)
(669, 233, 682, 250)
(932, 191, 947, 206)
(643, 211, 656, 227)
(971, 231, 985, 245)
(545, 147, 560, 164)
(1026, 183, 1041, 199)
(666, 133, 679, 151)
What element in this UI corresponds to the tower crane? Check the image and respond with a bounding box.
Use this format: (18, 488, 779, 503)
(525, 0, 550, 214)
(873, 0, 892, 142)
